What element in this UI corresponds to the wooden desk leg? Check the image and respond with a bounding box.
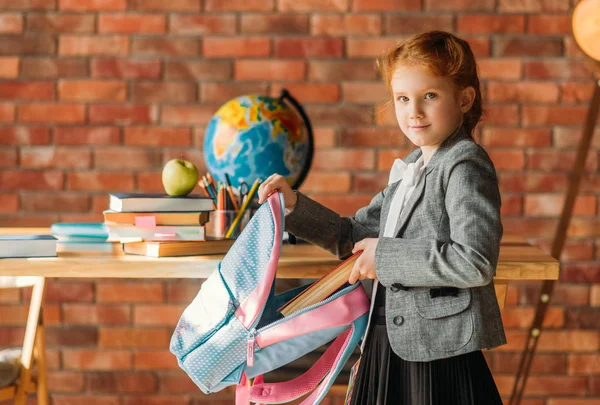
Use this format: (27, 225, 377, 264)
(35, 324, 49, 405)
(494, 280, 508, 309)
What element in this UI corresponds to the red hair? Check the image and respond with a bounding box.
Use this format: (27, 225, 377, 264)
(376, 31, 483, 136)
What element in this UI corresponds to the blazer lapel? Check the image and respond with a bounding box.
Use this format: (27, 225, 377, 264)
(392, 170, 427, 236)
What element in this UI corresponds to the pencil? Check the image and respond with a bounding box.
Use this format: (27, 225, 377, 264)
(225, 178, 260, 239)
(223, 174, 239, 210)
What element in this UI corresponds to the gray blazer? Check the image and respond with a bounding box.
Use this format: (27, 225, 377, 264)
(285, 126, 507, 362)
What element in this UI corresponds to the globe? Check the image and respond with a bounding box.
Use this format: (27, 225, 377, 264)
(203, 90, 314, 194)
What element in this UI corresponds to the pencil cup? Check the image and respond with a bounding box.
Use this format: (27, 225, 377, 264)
(205, 210, 251, 240)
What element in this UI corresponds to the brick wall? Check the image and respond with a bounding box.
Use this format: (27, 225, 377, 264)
(0, 0, 599, 404)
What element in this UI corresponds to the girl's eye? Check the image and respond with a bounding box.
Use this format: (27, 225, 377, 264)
(425, 92, 437, 100)
(397, 96, 408, 103)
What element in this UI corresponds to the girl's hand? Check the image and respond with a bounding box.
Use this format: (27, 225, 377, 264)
(348, 238, 379, 284)
(257, 174, 298, 210)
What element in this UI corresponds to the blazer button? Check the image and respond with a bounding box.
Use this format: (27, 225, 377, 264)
(390, 283, 402, 292)
(393, 316, 404, 326)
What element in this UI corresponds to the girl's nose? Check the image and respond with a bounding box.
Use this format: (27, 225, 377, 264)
(410, 104, 424, 120)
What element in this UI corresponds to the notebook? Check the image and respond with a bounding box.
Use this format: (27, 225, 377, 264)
(109, 193, 214, 213)
(103, 210, 210, 226)
(278, 251, 362, 316)
(0, 235, 57, 258)
(106, 224, 205, 242)
(123, 239, 235, 257)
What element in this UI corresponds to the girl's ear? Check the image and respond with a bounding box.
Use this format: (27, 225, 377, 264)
(459, 86, 476, 113)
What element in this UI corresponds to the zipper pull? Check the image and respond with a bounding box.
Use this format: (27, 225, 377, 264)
(247, 336, 255, 367)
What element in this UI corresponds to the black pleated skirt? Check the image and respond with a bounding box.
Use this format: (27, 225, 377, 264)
(347, 283, 503, 405)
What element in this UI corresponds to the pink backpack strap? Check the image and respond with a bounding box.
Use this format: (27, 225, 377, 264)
(236, 324, 355, 405)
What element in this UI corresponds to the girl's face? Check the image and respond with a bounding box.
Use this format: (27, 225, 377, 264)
(391, 64, 471, 155)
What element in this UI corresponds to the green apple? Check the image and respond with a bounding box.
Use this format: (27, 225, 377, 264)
(162, 158, 199, 196)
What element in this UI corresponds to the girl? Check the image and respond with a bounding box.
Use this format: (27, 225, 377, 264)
(257, 31, 505, 405)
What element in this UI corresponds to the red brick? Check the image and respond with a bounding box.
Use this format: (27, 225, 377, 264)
(488, 149, 525, 170)
(166, 283, 205, 303)
(0, 194, 18, 213)
(130, 0, 200, 10)
(525, 60, 593, 79)
(63, 304, 131, 325)
(26, 13, 95, 33)
(279, 0, 348, 11)
(342, 82, 387, 103)
(564, 36, 587, 58)
(169, 14, 236, 35)
(560, 82, 596, 103)
(59, 80, 126, 101)
(21, 57, 88, 78)
(482, 128, 551, 147)
(501, 306, 564, 328)
(95, 148, 161, 169)
(20, 192, 89, 212)
(0, 103, 14, 122)
(353, 0, 419, 10)
(46, 327, 98, 346)
(67, 172, 134, 191)
(59, 0, 126, 10)
(525, 194, 596, 217)
(47, 371, 85, 393)
(55, 126, 121, 145)
(478, 59, 522, 79)
(241, 14, 308, 34)
(457, 14, 525, 34)
(204, 37, 271, 58)
(59, 35, 129, 56)
(41, 281, 93, 302)
(52, 395, 120, 405)
(0, 170, 64, 190)
(161, 149, 204, 168)
(0, 81, 55, 100)
(135, 172, 163, 193)
(0, 214, 59, 227)
(0, 288, 22, 303)
(0, 14, 24, 33)
(205, 0, 273, 10)
(528, 150, 597, 171)
(311, 194, 374, 216)
(568, 219, 600, 239)
(482, 105, 519, 126)
(99, 13, 166, 34)
(592, 285, 600, 306)
(549, 400, 600, 405)
(487, 81, 559, 103)
(270, 83, 340, 104)
(523, 106, 588, 126)
(499, 194, 522, 216)
(18, 103, 85, 123)
(133, 350, 179, 370)
(493, 352, 567, 374)
(161, 105, 215, 125)
(89, 105, 157, 124)
(499, 172, 567, 193)
(158, 373, 199, 393)
(347, 38, 399, 58)
(425, 0, 494, 10)
(494, 37, 562, 57)
(131, 82, 196, 103)
(302, 172, 353, 194)
(97, 283, 164, 303)
(124, 127, 192, 147)
(63, 350, 131, 370)
(0, 148, 17, 167)
(528, 14, 571, 34)
(312, 150, 374, 171)
(87, 372, 157, 394)
(498, 0, 568, 12)
(99, 327, 171, 348)
(200, 83, 268, 103)
(386, 14, 453, 34)
(236, 60, 306, 81)
(311, 14, 381, 35)
(20, 147, 92, 169)
(133, 305, 185, 325)
(538, 331, 600, 352)
(309, 105, 372, 126)
(309, 60, 378, 81)
(275, 38, 343, 58)
(341, 128, 404, 148)
(91, 58, 161, 79)
(0, 57, 18, 77)
(123, 396, 193, 405)
(165, 60, 232, 80)
(0, 34, 55, 55)
(132, 37, 199, 56)
(0, 0, 56, 9)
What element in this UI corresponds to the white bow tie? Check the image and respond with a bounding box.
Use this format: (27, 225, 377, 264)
(388, 158, 423, 186)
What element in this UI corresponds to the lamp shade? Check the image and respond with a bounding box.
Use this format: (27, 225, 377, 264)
(573, 0, 600, 61)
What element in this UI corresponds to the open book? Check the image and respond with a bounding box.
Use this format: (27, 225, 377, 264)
(279, 251, 362, 317)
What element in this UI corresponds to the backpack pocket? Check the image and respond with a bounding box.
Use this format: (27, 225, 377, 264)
(170, 264, 236, 360)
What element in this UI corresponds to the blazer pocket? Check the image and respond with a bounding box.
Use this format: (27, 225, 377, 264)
(413, 288, 473, 352)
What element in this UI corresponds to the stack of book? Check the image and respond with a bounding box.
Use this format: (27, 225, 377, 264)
(50, 222, 120, 254)
(0, 234, 58, 258)
(106, 193, 235, 257)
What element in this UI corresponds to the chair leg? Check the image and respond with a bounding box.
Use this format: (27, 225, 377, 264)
(35, 325, 49, 405)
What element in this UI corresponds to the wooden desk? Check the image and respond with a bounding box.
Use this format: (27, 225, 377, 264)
(0, 229, 559, 309)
